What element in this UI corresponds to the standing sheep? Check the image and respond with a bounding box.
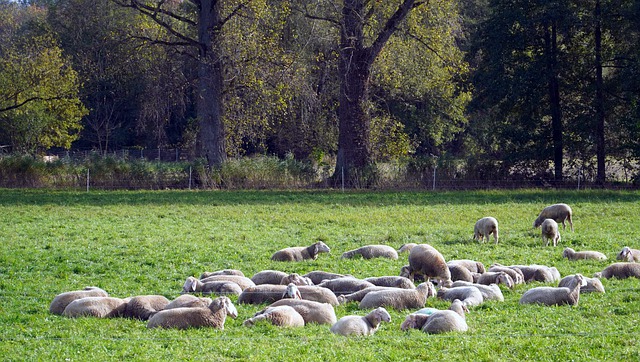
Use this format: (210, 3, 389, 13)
(519, 274, 586, 306)
(533, 203, 573, 231)
(182, 276, 243, 296)
(558, 274, 605, 293)
(330, 307, 391, 336)
(594, 262, 640, 279)
(49, 287, 109, 315)
(270, 241, 330, 262)
(474, 217, 499, 244)
(62, 297, 129, 318)
(562, 247, 607, 261)
(341, 245, 398, 260)
(358, 282, 436, 310)
(616, 246, 640, 262)
(147, 296, 237, 330)
(404, 244, 452, 287)
(397, 243, 417, 254)
(122, 295, 170, 320)
(243, 305, 305, 327)
(540, 219, 561, 247)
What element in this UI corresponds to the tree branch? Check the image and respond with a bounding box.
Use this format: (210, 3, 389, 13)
(0, 96, 64, 114)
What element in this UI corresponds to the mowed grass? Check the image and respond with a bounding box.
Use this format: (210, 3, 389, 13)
(0, 189, 639, 361)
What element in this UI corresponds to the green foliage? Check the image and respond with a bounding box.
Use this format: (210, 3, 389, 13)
(214, 154, 318, 189)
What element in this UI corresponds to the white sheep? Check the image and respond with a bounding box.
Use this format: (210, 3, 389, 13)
(317, 277, 375, 296)
(447, 263, 478, 283)
(508, 264, 561, 283)
(147, 296, 237, 330)
(403, 244, 452, 287)
(397, 243, 417, 253)
(302, 270, 351, 285)
(400, 299, 468, 334)
(337, 286, 399, 304)
(358, 282, 436, 310)
(474, 217, 499, 244)
(534, 203, 573, 231)
(199, 275, 255, 290)
(519, 274, 586, 306)
(447, 259, 486, 274)
(268, 299, 337, 325)
(477, 271, 515, 289)
(271, 241, 331, 262)
(165, 294, 213, 310)
(341, 245, 398, 260)
(122, 295, 171, 320)
(562, 247, 607, 261)
(363, 276, 415, 289)
(330, 307, 391, 336)
(62, 297, 129, 318)
(199, 269, 245, 279)
(450, 281, 504, 302)
(49, 287, 109, 315)
(243, 305, 305, 327)
(437, 286, 484, 307)
(540, 219, 561, 247)
(488, 264, 525, 285)
(558, 274, 605, 293)
(182, 276, 243, 296)
(238, 284, 338, 305)
(280, 273, 314, 286)
(594, 262, 640, 279)
(616, 246, 640, 262)
(250, 270, 288, 285)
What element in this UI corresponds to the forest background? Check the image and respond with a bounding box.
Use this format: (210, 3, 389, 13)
(1, 0, 639, 189)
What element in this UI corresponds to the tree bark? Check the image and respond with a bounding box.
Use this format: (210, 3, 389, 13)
(594, 0, 606, 185)
(545, 21, 563, 182)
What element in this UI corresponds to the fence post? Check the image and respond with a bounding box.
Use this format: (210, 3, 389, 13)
(86, 169, 90, 192)
(341, 167, 345, 192)
(189, 166, 192, 190)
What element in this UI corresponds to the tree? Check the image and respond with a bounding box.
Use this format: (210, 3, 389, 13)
(0, 2, 86, 154)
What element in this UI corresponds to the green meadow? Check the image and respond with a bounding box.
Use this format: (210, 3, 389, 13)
(1, 189, 639, 361)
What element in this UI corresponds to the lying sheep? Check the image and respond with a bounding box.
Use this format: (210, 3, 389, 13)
(447, 259, 486, 274)
(562, 247, 607, 261)
(302, 271, 351, 285)
(199, 269, 245, 279)
(488, 265, 525, 285)
(280, 273, 313, 286)
(401, 299, 468, 334)
(397, 243, 417, 253)
(49, 287, 109, 315)
(541, 219, 561, 247)
(330, 307, 391, 336)
(182, 276, 243, 296)
(508, 264, 561, 283)
(62, 297, 129, 318)
(297, 286, 339, 306)
(558, 274, 605, 293)
(122, 295, 170, 320)
(534, 203, 573, 231)
(519, 274, 586, 306)
(250, 270, 288, 285)
(359, 282, 436, 310)
(200, 275, 255, 291)
(616, 246, 640, 262)
(404, 244, 452, 287)
(437, 286, 484, 307)
(243, 305, 305, 327)
(447, 263, 478, 283)
(337, 286, 399, 304)
(268, 299, 337, 325)
(238, 284, 338, 305)
(271, 241, 330, 262)
(341, 245, 398, 260)
(147, 296, 237, 330)
(477, 272, 515, 289)
(282, 283, 303, 300)
(474, 217, 499, 244)
(450, 281, 504, 302)
(165, 295, 213, 310)
(594, 262, 640, 279)
(363, 276, 415, 289)
(317, 278, 375, 296)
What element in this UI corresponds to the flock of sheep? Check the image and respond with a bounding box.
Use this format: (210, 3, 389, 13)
(49, 203, 640, 336)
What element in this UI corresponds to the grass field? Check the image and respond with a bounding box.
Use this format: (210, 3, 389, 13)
(1, 188, 639, 361)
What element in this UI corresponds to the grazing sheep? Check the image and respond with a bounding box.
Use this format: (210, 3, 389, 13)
(280, 273, 313, 286)
(404, 244, 452, 287)
(534, 203, 573, 231)
(267, 299, 337, 325)
(616, 246, 640, 262)
(271, 241, 330, 262)
(558, 274, 605, 293)
(147, 296, 237, 330)
(199, 269, 245, 279)
(317, 278, 375, 297)
(363, 276, 415, 289)
(49, 287, 109, 315)
(122, 295, 170, 320)
(508, 264, 561, 283)
(488, 265, 525, 285)
(447, 263, 477, 283)
(540, 219, 561, 247)
(238, 284, 337, 305)
(401, 299, 469, 334)
(397, 243, 417, 253)
(450, 281, 504, 302)
(337, 286, 399, 304)
(562, 247, 607, 261)
(330, 307, 391, 336)
(447, 259, 486, 274)
(519, 274, 586, 306)
(182, 276, 243, 296)
(400, 265, 425, 283)
(243, 305, 305, 327)
(302, 271, 351, 285)
(474, 217, 499, 244)
(62, 297, 129, 318)
(251, 270, 289, 285)
(199, 275, 255, 291)
(437, 286, 484, 307)
(477, 272, 515, 289)
(359, 282, 436, 310)
(165, 295, 213, 310)
(341, 245, 398, 260)
(594, 262, 640, 279)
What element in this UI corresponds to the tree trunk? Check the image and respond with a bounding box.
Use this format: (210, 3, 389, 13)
(545, 21, 563, 182)
(594, 0, 606, 185)
(196, 0, 226, 167)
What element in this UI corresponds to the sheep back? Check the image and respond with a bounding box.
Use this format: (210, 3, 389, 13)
(363, 276, 415, 289)
(317, 278, 375, 296)
(534, 203, 573, 231)
(595, 262, 640, 279)
(302, 271, 350, 285)
(123, 295, 170, 320)
(407, 244, 451, 286)
(474, 217, 499, 244)
(268, 299, 337, 325)
(341, 245, 398, 260)
(49, 287, 109, 315)
(251, 270, 288, 285)
(62, 297, 128, 318)
(270, 241, 330, 262)
(358, 282, 435, 310)
(244, 305, 305, 327)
